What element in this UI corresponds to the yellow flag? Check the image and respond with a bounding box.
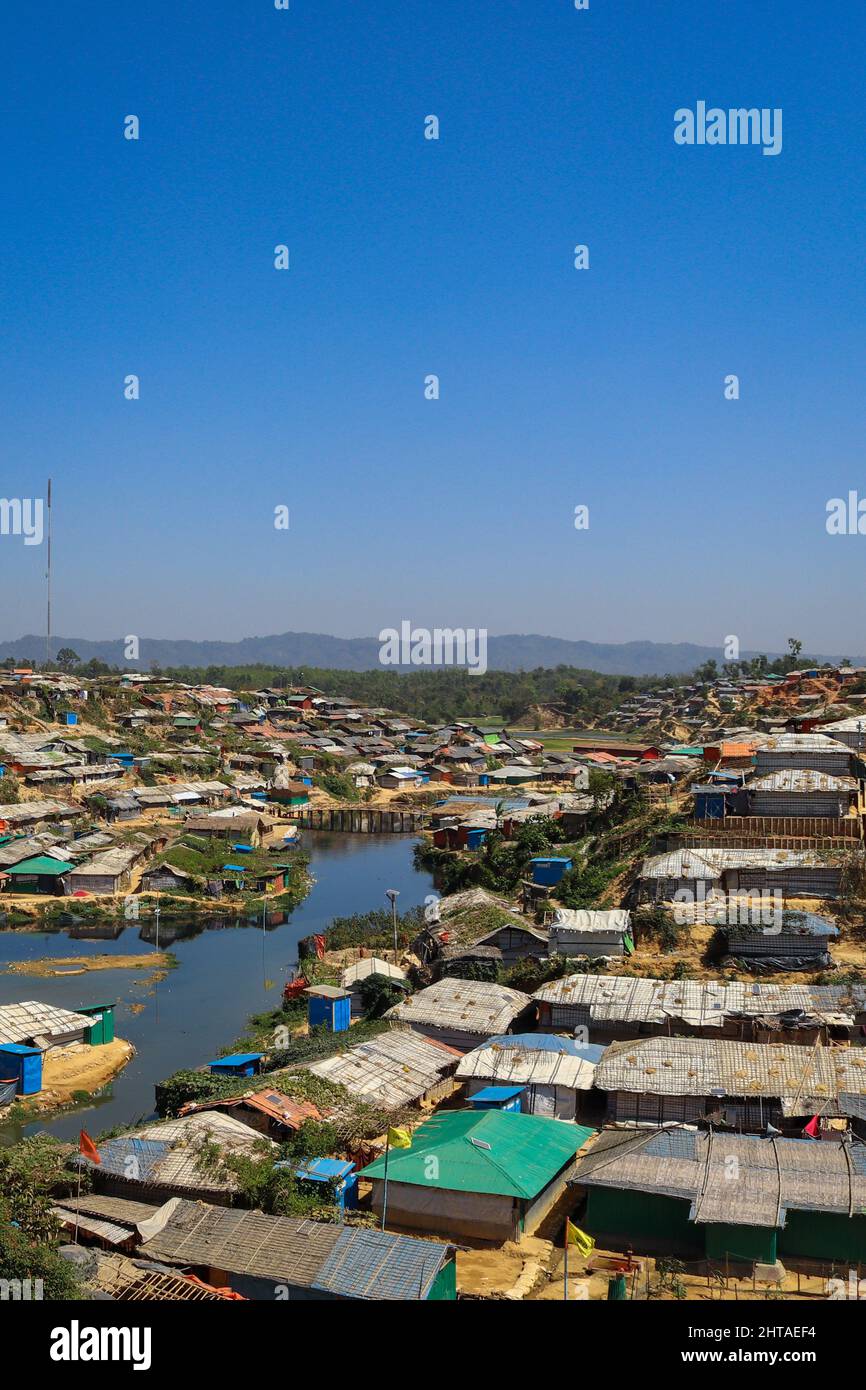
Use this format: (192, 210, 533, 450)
(387, 1127, 412, 1149)
(566, 1221, 595, 1257)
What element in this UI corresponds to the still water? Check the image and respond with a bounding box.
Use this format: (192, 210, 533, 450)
(0, 832, 433, 1146)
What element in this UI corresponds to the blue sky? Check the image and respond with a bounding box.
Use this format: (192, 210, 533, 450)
(2, 0, 865, 652)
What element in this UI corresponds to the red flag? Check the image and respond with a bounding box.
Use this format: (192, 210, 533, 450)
(803, 1115, 820, 1139)
(79, 1130, 101, 1164)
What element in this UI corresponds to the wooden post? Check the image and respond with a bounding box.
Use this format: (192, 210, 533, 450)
(563, 1222, 569, 1301)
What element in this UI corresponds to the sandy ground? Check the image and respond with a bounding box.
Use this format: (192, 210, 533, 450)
(458, 1236, 554, 1298)
(0, 1037, 135, 1117)
(41, 1038, 134, 1101)
(535, 1247, 835, 1302)
(2, 952, 172, 978)
(457, 1237, 839, 1303)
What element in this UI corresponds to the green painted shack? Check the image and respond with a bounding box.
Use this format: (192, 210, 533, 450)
(358, 1108, 594, 1243)
(570, 1125, 866, 1266)
(78, 1003, 116, 1046)
(2, 855, 75, 895)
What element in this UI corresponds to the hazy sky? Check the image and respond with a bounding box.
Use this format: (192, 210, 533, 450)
(2, 1, 865, 650)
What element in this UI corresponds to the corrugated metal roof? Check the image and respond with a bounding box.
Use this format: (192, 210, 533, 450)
(141, 1201, 342, 1284)
(357, 1108, 591, 1197)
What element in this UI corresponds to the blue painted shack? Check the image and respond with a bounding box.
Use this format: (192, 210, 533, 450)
(530, 856, 573, 887)
(0, 1043, 42, 1096)
(285, 1157, 358, 1213)
(692, 786, 728, 820)
(468, 1085, 525, 1113)
(305, 985, 351, 1033)
(208, 1052, 263, 1078)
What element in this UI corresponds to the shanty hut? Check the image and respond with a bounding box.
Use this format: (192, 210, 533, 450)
(179, 1089, 322, 1141)
(548, 908, 634, 959)
(308, 1029, 461, 1109)
(140, 863, 198, 894)
(594, 1036, 866, 1132)
(358, 1108, 593, 1243)
(571, 1126, 866, 1266)
(184, 812, 271, 846)
(456, 1033, 603, 1121)
(340, 957, 409, 1017)
(818, 717, 866, 752)
(385, 978, 534, 1051)
(0, 1000, 93, 1048)
(2, 854, 75, 895)
(65, 835, 160, 895)
(82, 1112, 274, 1206)
(722, 910, 839, 970)
(138, 1199, 458, 1300)
(50, 1195, 164, 1256)
(752, 733, 857, 776)
(0, 798, 83, 831)
(533, 972, 866, 1045)
(636, 847, 844, 902)
(441, 920, 549, 975)
(745, 769, 862, 819)
(103, 794, 141, 823)
(411, 887, 525, 965)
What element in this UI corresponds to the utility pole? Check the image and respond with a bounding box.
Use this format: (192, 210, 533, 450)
(386, 888, 400, 964)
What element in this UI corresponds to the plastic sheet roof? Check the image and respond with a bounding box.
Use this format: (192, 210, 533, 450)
(533, 972, 864, 1028)
(571, 1126, 866, 1230)
(386, 978, 531, 1035)
(595, 1036, 866, 1112)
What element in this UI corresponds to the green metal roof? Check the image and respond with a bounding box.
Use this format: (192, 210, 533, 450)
(5, 855, 76, 876)
(357, 1109, 593, 1199)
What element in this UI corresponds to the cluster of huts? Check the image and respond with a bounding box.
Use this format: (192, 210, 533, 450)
(0, 1000, 117, 1105)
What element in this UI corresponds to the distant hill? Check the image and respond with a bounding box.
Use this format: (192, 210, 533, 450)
(0, 631, 844, 677)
